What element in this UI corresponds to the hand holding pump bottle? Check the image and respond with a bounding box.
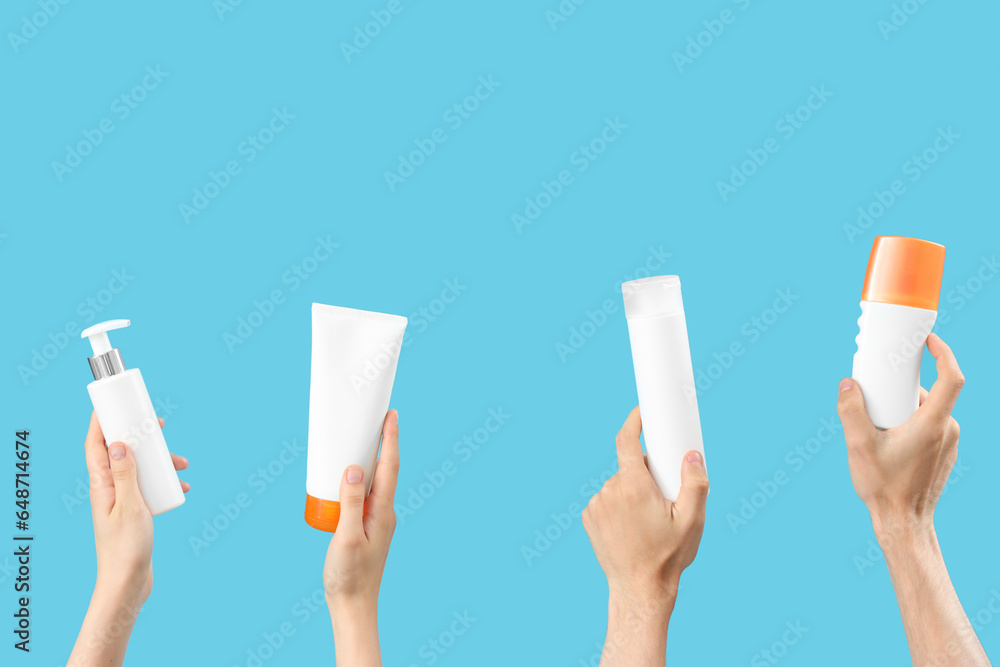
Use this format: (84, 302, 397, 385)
(82, 319, 185, 516)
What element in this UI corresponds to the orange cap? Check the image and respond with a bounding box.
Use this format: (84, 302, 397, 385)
(861, 236, 945, 310)
(305, 494, 341, 532)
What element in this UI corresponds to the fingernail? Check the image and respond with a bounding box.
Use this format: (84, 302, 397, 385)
(388, 410, 398, 426)
(109, 444, 126, 460)
(686, 451, 704, 466)
(839, 379, 854, 392)
(347, 466, 363, 484)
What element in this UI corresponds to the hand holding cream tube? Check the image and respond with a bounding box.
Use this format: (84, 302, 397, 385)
(622, 276, 705, 503)
(305, 303, 407, 532)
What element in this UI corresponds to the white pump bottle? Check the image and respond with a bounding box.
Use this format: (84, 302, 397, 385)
(82, 319, 185, 516)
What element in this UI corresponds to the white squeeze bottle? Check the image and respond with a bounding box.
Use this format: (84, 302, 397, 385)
(622, 276, 706, 503)
(82, 319, 185, 516)
(852, 236, 946, 429)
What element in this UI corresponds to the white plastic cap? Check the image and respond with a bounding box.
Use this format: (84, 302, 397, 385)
(622, 276, 685, 319)
(81, 319, 131, 356)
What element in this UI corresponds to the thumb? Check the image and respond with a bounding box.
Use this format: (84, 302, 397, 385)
(107, 443, 146, 514)
(336, 466, 367, 540)
(674, 450, 709, 520)
(836, 378, 875, 443)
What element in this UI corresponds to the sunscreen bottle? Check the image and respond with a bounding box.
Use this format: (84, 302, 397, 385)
(305, 303, 407, 532)
(852, 236, 946, 429)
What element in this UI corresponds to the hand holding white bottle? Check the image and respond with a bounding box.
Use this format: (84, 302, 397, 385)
(82, 320, 185, 516)
(622, 276, 705, 503)
(852, 236, 946, 429)
(305, 303, 407, 532)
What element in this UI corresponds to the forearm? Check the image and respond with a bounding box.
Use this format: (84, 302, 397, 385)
(875, 516, 990, 667)
(68, 583, 143, 667)
(599, 591, 675, 667)
(330, 599, 382, 667)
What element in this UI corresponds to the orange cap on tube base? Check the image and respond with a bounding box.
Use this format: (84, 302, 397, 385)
(861, 236, 945, 311)
(305, 494, 341, 532)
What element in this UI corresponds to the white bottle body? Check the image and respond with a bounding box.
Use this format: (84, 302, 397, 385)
(306, 304, 407, 503)
(87, 368, 185, 516)
(852, 300, 937, 429)
(623, 277, 705, 503)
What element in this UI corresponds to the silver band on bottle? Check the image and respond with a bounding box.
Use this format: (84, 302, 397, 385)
(88, 349, 126, 381)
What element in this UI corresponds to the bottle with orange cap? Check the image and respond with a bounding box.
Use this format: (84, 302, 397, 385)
(852, 236, 946, 429)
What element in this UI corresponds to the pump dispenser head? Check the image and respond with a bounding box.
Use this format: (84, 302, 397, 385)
(82, 319, 131, 380)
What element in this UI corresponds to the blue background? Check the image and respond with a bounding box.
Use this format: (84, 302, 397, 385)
(3, 1, 999, 665)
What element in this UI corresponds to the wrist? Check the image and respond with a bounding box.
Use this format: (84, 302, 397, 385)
(94, 566, 146, 605)
(328, 594, 379, 628)
(870, 511, 938, 561)
(607, 579, 677, 631)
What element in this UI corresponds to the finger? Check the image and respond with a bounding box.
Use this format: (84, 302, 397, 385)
(336, 465, 367, 540)
(837, 378, 876, 444)
(615, 406, 645, 472)
(158, 417, 165, 429)
(919, 386, 929, 406)
(180, 481, 191, 493)
(107, 443, 147, 515)
(369, 410, 399, 513)
(919, 334, 965, 422)
(170, 453, 189, 471)
(674, 450, 709, 518)
(84, 413, 115, 510)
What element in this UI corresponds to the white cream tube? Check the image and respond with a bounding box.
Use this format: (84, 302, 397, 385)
(305, 303, 407, 532)
(623, 276, 705, 503)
